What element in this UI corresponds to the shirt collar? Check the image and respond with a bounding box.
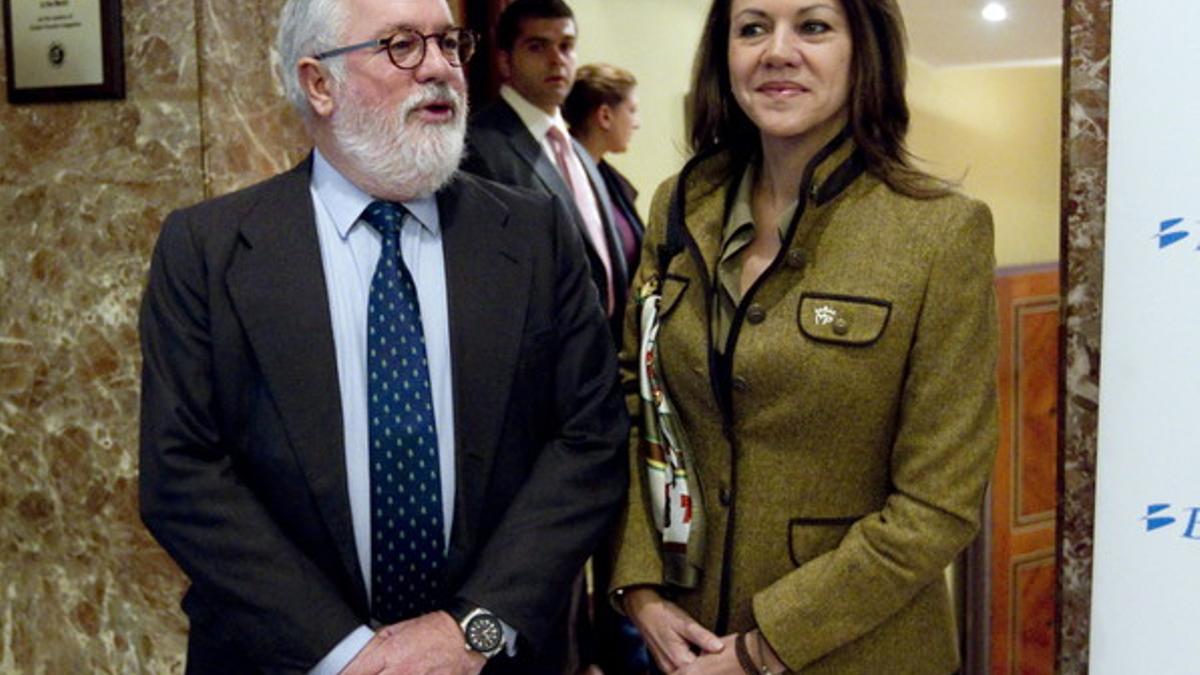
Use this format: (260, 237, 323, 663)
(721, 160, 799, 248)
(722, 162, 758, 249)
(311, 148, 441, 239)
(500, 84, 568, 141)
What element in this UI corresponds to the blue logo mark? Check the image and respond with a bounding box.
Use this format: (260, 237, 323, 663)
(1144, 503, 1176, 531)
(1142, 503, 1200, 539)
(1155, 218, 1189, 249)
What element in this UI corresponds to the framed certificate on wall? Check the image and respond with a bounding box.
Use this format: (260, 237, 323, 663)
(3, 0, 125, 104)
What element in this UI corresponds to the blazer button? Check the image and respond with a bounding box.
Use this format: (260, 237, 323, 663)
(719, 484, 732, 507)
(833, 317, 850, 336)
(745, 304, 766, 324)
(732, 376, 749, 392)
(785, 249, 807, 270)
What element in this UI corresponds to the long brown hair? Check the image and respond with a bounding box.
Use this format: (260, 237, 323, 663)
(688, 0, 947, 197)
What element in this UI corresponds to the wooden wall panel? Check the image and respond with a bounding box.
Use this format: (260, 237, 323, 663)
(1016, 303, 1059, 523)
(1014, 554, 1056, 675)
(463, 0, 511, 105)
(989, 265, 1059, 675)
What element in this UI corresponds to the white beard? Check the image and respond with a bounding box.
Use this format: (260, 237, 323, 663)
(331, 81, 467, 201)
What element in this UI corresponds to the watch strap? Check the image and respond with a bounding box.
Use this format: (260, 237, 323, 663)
(446, 598, 474, 624)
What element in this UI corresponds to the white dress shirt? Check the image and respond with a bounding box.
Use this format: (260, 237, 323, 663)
(500, 84, 567, 168)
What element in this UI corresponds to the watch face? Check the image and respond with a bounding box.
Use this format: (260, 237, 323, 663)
(465, 614, 503, 653)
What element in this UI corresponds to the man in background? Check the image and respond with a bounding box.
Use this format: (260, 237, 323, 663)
(138, 0, 627, 672)
(464, 3, 647, 672)
(463, 0, 633, 340)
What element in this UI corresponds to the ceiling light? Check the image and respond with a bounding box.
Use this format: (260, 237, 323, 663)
(982, 2, 1008, 22)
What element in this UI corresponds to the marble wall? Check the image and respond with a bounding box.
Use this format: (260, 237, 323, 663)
(0, 0, 303, 671)
(1059, 0, 1111, 672)
(196, 0, 308, 197)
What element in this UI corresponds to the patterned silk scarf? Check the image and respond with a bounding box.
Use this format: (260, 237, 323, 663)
(636, 278, 705, 589)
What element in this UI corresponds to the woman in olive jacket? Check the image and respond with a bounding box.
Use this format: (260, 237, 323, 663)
(609, 0, 998, 673)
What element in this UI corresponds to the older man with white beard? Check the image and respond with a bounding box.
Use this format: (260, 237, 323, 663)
(136, 0, 629, 673)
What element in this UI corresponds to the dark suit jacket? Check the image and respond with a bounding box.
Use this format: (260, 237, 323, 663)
(463, 98, 629, 339)
(138, 157, 629, 674)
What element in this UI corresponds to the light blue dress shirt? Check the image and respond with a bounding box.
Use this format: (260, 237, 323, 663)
(307, 149, 458, 674)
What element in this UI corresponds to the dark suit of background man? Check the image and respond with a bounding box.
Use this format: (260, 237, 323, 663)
(462, 0, 637, 341)
(137, 0, 628, 673)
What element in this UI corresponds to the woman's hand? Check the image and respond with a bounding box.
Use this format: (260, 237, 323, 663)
(671, 634, 739, 674)
(673, 630, 787, 675)
(622, 587, 725, 672)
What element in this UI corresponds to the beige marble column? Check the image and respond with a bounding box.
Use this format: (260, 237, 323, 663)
(0, 1, 203, 670)
(1, 0, 305, 670)
(1059, 0, 1111, 672)
(197, 0, 307, 197)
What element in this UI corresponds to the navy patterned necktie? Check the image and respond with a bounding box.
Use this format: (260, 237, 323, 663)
(361, 200, 445, 624)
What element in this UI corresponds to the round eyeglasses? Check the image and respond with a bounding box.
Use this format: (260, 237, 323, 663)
(313, 27, 477, 70)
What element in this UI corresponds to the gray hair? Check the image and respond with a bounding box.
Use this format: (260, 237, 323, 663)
(275, 0, 349, 117)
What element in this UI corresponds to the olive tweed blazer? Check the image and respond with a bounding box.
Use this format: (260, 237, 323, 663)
(610, 136, 998, 674)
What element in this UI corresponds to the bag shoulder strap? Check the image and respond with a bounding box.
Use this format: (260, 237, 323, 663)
(656, 171, 688, 273)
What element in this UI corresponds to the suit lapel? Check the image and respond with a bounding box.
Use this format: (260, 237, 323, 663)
(493, 101, 576, 210)
(491, 102, 615, 309)
(224, 158, 366, 604)
(574, 138, 629, 287)
(437, 174, 531, 577)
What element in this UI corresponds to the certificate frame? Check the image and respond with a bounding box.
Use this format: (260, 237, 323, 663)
(3, 0, 125, 104)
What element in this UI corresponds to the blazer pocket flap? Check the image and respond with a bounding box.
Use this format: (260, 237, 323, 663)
(797, 294, 891, 346)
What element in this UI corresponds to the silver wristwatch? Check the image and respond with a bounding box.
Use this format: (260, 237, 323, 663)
(451, 604, 504, 658)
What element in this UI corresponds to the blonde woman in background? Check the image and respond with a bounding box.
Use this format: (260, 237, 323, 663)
(565, 62, 653, 675)
(564, 63, 646, 282)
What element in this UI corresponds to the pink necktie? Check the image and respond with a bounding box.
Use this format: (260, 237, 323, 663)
(546, 126, 615, 316)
